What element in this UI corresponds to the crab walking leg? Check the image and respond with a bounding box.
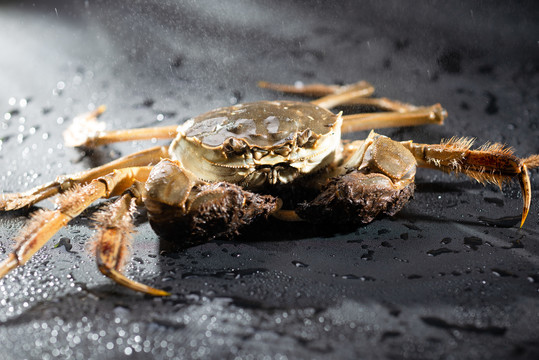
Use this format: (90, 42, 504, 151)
(92, 182, 169, 296)
(0, 146, 168, 211)
(310, 88, 430, 111)
(341, 104, 446, 134)
(71, 126, 178, 148)
(65, 122, 178, 148)
(63, 105, 178, 148)
(339, 97, 434, 112)
(308, 82, 376, 109)
(259, 79, 441, 114)
(258, 80, 375, 98)
(401, 139, 539, 227)
(0, 167, 152, 281)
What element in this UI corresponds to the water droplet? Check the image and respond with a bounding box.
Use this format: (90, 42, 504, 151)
(182, 268, 267, 279)
(421, 316, 506, 335)
(292, 260, 309, 268)
(484, 197, 504, 207)
(404, 223, 421, 231)
(464, 236, 483, 250)
(361, 250, 374, 260)
(502, 239, 524, 249)
(73, 75, 82, 85)
(491, 268, 517, 278)
(381, 331, 401, 341)
(427, 248, 457, 256)
(478, 215, 520, 227)
(441, 237, 452, 244)
(361, 276, 376, 281)
(53, 237, 73, 252)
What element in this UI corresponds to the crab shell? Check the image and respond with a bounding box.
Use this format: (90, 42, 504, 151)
(169, 101, 343, 188)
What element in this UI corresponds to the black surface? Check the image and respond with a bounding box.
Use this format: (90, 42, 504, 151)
(1, 1, 538, 359)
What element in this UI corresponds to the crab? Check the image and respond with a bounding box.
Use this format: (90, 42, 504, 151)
(1, 80, 538, 296)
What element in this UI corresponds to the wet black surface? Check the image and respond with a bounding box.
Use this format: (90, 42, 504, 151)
(1, 1, 538, 359)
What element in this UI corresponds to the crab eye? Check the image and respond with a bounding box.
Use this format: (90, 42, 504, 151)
(297, 129, 313, 147)
(273, 145, 291, 157)
(224, 138, 247, 154)
(253, 148, 269, 160)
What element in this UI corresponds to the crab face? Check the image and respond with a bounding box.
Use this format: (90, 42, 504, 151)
(169, 101, 343, 188)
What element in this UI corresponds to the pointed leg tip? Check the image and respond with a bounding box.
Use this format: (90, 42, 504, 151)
(148, 288, 172, 297)
(520, 208, 529, 228)
(0, 194, 15, 211)
(63, 110, 107, 147)
(258, 81, 278, 90)
(0, 197, 7, 211)
(430, 104, 447, 125)
(0, 194, 31, 211)
(518, 165, 531, 229)
(100, 266, 171, 296)
(95, 105, 107, 115)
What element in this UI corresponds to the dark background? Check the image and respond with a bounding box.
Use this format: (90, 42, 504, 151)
(0, 1, 538, 359)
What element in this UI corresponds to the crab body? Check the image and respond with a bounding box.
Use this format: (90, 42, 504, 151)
(169, 101, 342, 188)
(145, 99, 422, 241)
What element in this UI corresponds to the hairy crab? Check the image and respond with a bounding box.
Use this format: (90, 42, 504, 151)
(1, 80, 537, 296)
